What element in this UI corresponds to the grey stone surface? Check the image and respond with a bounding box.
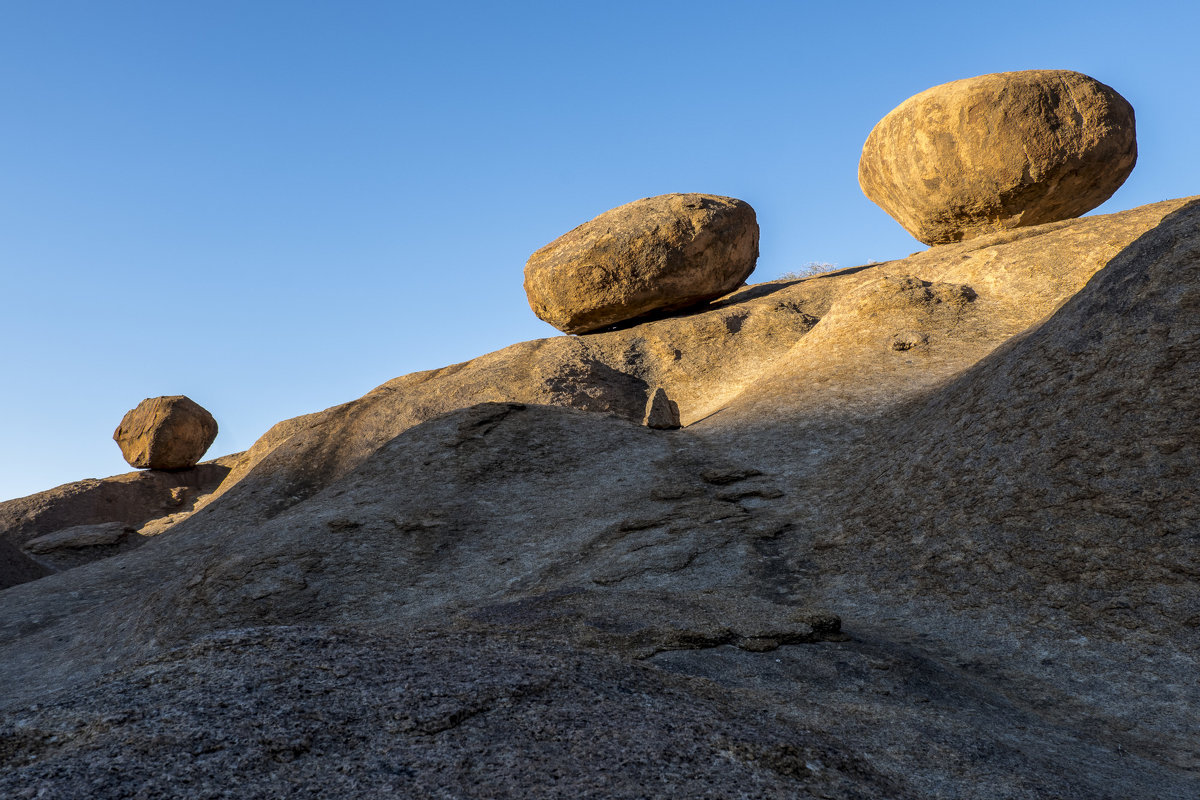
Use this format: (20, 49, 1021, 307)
(1, 197, 1197, 798)
(22, 522, 144, 572)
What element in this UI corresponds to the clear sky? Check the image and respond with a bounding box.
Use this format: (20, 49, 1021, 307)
(2, 0, 1197, 501)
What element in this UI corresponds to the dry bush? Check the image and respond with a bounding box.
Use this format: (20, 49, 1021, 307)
(777, 262, 838, 280)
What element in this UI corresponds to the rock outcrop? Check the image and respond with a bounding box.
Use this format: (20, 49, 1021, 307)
(113, 395, 219, 469)
(524, 193, 759, 334)
(0, 454, 239, 586)
(23, 198, 1182, 554)
(1, 196, 1197, 798)
(859, 70, 1137, 245)
(23, 522, 144, 572)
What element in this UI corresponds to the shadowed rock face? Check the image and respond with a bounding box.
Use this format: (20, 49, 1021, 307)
(859, 70, 1137, 245)
(1, 197, 1197, 798)
(0, 538, 48, 590)
(524, 193, 760, 333)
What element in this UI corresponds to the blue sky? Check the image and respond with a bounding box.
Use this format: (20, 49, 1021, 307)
(2, 0, 1197, 500)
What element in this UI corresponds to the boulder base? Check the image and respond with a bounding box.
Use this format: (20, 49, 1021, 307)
(524, 193, 759, 334)
(113, 396, 218, 470)
(859, 69, 1137, 245)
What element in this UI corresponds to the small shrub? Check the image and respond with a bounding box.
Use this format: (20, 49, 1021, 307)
(777, 261, 838, 281)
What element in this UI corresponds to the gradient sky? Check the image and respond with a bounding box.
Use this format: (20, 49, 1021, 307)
(2, 0, 1197, 500)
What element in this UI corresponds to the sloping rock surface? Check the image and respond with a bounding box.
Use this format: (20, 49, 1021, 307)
(0, 627, 906, 799)
(807, 198, 1200, 766)
(1, 197, 1197, 798)
(161, 197, 1193, 535)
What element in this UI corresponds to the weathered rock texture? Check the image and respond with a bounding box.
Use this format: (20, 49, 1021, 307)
(23, 521, 137, 553)
(524, 193, 759, 333)
(859, 70, 1137, 245)
(0, 626, 905, 799)
(1, 196, 1197, 798)
(113, 395, 219, 469)
(23, 522, 145, 572)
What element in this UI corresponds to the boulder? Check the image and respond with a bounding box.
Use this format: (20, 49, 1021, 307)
(113, 396, 218, 470)
(643, 387, 681, 430)
(859, 69, 1137, 245)
(524, 193, 759, 334)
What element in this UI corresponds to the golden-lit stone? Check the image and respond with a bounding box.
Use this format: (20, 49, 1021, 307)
(524, 193, 759, 334)
(859, 70, 1137, 245)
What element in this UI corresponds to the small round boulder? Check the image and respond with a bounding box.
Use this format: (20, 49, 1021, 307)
(113, 396, 218, 470)
(524, 193, 759, 334)
(858, 69, 1137, 246)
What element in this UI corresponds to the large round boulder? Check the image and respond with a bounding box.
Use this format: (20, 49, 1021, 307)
(113, 396, 218, 470)
(524, 193, 759, 334)
(858, 69, 1137, 245)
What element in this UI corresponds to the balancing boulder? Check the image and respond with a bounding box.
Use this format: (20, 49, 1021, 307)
(524, 193, 759, 334)
(113, 396, 218, 470)
(858, 69, 1137, 245)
